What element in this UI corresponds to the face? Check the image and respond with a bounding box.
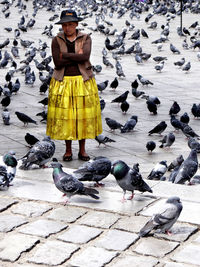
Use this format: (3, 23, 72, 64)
(62, 21, 78, 37)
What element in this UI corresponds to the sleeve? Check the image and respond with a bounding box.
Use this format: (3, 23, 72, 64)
(51, 37, 72, 69)
(62, 35, 91, 62)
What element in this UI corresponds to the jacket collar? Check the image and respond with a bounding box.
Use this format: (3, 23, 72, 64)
(56, 30, 85, 41)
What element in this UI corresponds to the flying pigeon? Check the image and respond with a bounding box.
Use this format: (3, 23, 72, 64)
(139, 196, 183, 237)
(111, 160, 152, 201)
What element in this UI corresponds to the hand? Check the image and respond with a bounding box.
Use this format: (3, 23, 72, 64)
(78, 48, 83, 54)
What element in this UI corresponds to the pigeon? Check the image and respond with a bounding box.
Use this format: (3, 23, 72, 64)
(141, 28, 148, 38)
(105, 117, 123, 131)
(180, 112, 190, 124)
(169, 101, 181, 116)
(131, 87, 145, 99)
(51, 161, 99, 202)
(146, 100, 157, 115)
(170, 43, 180, 54)
(188, 175, 200, 186)
(110, 77, 119, 90)
(95, 134, 116, 146)
(153, 56, 167, 63)
(36, 111, 47, 122)
(38, 97, 48, 107)
(139, 196, 183, 237)
(147, 161, 168, 180)
(24, 133, 39, 147)
(111, 91, 129, 103)
(1, 96, 11, 108)
(100, 99, 106, 112)
(182, 62, 191, 72)
(146, 141, 156, 153)
(120, 101, 129, 113)
(170, 115, 184, 131)
(189, 21, 198, 29)
(159, 132, 175, 148)
(137, 74, 153, 86)
(19, 136, 55, 170)
(2, 108, 10, 125)
(174, 149, 198, 184)
(174, 58, 185, 67)
(155, 61, 165, 72)
(73, 156, 111, 186)
(183, 27, 190, 36)
(142, 95, 160, 105)
(111, 160, 152, 201)
(131, 79, 139, 90)
(97, 80, 109, 93)
(181, 124, 199, 139)
(15, 111, 37, 126)
(191, 104, 200, 119)
(168, 155, 184, 171)
(39, 82, 48, 94)
(148, 121, 167, 136)
(121, 115, 138, 133)
(0, 151, 18, 187)
(188, 137, 200, 153)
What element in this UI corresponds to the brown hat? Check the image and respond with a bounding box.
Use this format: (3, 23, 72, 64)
(55, 10, 83, 24)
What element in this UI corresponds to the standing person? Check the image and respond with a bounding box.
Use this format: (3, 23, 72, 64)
(46, 10, 102, 161)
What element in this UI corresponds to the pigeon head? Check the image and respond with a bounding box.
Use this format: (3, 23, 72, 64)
(160, 160, 167, 167)
(50, 161, 63, 169)
(111, 160, 129, 180)
(166, 196, 181, 204)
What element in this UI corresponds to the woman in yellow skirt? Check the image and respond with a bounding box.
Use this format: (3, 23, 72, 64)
(46, 10, 102, 161)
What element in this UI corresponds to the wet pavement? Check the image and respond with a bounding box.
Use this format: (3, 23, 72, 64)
(0, 0, 200, 266)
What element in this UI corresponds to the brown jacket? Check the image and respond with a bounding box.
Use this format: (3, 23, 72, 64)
(52, 31, 94, 81)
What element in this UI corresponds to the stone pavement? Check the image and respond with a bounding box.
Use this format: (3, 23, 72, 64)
(0, 0, 200, 266)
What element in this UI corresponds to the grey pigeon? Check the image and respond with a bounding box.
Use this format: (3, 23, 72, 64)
(169, 166, 181, 183)
(168, 155, 184, 171)
(170, 43, 180, 54)
(181, 124, 199, 138)
(188, 137, 200, 152)
(174, 149, 198, 184)
(139, 196, 183, 237)
(95, 134, 116, 146)
(188, 175, 200, 185)
(19, 136, 55, 170)
(111, 160, 152, 201)
(2, 108, 10, 125)
(155, 61, 165, 72)
(174, 58, 185, 67)
(15, 111, 37, 126)
(159, 132, 175, 148)
(73, 156, 111, 186)
(51, 161, 99, 202)
(121, 115, 138, 133)
(137, 74, 153, 86)
(97, 80, 109, 93)
(105, 117, 123, 131)
(148, 121, 167, 136)
(147, 161, 168, 180)
(182, 62, 191, 72)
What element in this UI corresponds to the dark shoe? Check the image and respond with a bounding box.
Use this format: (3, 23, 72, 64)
(78, 152, 90, 161)
(63, 154, 73, 161)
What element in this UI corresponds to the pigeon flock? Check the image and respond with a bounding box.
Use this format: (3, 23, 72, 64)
(0, 0, 200, 237)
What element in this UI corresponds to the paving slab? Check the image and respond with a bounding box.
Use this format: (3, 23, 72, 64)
(47, 206, 87, 223)
(0, 198, 18, 212)
(0, 213, 28, 232)
(78, 210, 120, 229)
(57, 225, 102, 244)
(154, 224, 198, 242)
(19, 219, 67, 238)
(28, 240, 79, 266)
(162, 262, 192, 267)
(11, 201, 52, 217)
(0, 233, 39, 262)
(94, 229, 138, 251)
(140, 198, 200, 225)
(171, 244, 200, 266)
(133, 237, 179, 258)
(113, 215, 150, 233)
(108, 254, 158, 267)
(69, 246, 118, 267)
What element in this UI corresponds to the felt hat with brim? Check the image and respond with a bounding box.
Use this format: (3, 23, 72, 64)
(55, 10, 83, 24)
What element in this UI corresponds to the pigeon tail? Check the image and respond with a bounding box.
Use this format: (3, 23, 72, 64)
(83, 187, 99, 199)
(139, 219, 154, 237)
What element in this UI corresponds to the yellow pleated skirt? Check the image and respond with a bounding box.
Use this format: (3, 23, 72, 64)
(46, 76, 102, 140)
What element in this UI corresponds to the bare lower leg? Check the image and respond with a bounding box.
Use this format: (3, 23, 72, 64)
(79, 139, 89, 157)
(65, 140, 72, 156)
